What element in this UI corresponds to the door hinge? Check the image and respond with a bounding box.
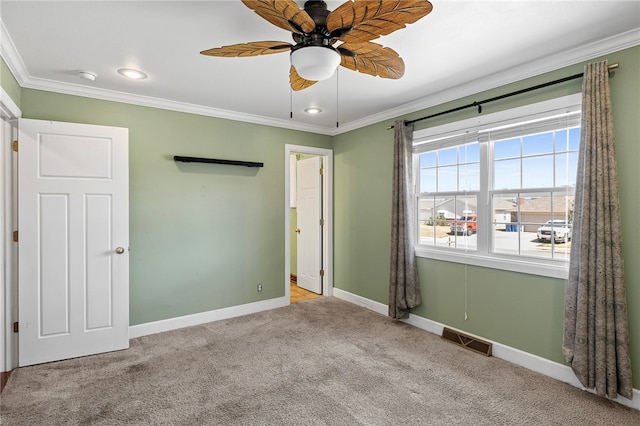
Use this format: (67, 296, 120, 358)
(13, 230, 18, 242)
(12, 141, 18, 152)
(13, 322, 18, 333)
(320, 269, 325, 277)
(319, 168, 324, 175)
(320, 218, 324, 226)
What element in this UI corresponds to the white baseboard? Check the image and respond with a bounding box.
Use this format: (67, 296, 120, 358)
(129, 296, 289, 339)
(332, 288, 639, 411)
(332, 288, 388, 316)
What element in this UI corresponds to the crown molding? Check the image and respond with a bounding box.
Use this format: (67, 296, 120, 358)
(20, 75, 335, 136)
(1, 15, 638, 136)
(0, 20, 28, 88)
(333, 28, 640, 135)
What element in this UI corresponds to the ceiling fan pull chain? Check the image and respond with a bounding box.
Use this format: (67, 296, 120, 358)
(336, 68, 339, 128)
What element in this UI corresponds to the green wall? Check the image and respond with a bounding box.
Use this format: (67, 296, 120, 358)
(333, 45, 640, 388)
(18, 90, 331, 324)
(1, 58, 21, 109)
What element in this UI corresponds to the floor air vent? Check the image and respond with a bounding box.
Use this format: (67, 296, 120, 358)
(441, 327, 492, 357)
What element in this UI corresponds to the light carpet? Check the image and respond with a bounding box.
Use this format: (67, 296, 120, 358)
(1, 297, 638, 425)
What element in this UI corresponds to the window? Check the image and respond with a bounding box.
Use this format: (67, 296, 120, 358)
(413, 94, 581, 278)
(418, 140, 479, 250)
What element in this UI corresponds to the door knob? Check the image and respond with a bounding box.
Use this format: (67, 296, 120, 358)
(295, 228, 301, 234)
(115, 247, 125, 254)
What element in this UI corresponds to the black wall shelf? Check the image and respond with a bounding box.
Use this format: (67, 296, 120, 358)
(174, 156, 263, 168)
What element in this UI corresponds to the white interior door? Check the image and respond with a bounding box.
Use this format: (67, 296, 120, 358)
(296, 156, 322, 294)
(18, 118, 129, 366)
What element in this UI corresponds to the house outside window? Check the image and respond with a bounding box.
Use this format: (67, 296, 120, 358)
(413, 94, 582, 278)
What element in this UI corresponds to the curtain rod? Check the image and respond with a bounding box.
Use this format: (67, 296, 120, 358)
(386, 62, 620, 130)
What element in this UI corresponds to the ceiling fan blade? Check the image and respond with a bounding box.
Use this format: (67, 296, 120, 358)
(241, 0, 316, 34)
(200, 41, 292, 57)
(327, 0, 433, 43)
(290, 66, 318, 91)
(338, 42, 404, 79)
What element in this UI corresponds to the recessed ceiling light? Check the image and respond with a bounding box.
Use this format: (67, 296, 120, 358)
(77, 71, 96, 81)
(117, 68, 148, 80)
(304, 107, 322, 114)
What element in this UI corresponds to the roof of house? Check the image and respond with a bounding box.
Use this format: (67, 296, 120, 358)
(505, 196, 575, 213)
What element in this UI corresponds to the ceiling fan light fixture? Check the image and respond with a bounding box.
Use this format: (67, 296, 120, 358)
(118, 68, 148, 80)
(290, 46, 341, 81)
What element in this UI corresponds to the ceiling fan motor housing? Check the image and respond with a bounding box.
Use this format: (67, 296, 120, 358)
(304, 1, 330, 24)
(292, 0, 333, 46)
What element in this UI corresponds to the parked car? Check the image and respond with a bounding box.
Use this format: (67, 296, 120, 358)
(537, 220, 572, 243)
(450, 214, 477, 236)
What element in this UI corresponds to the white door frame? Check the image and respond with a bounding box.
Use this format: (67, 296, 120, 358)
(1, 87, 21, 373)
(284, 145, 333, 302)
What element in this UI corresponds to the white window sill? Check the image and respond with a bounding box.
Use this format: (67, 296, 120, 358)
(414, 246, 569, 280)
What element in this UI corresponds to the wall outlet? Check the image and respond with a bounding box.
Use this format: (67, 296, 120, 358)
(257, 283, 263, 292)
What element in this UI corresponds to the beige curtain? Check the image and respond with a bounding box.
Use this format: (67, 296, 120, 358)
(389, 120, 421, 319)
(562, 61, 633, 399)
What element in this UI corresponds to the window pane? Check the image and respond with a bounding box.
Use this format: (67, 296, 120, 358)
(418, 196, 450, 246)
(555, 152, 578, 187)
(459, 163, 480, 191)
(491, 193, 519, 255)
(418, 197, 434, 223)
(550, 194, 574, 222)
(454, 195, 477, 218)
(494, 138, 520, 159)
(568, 128, 580, 150)
(491, 192, 574, 260)
(448, 195, 478, 250)
(437, 166, 458, 192)
(420, 152, 437, 168)
(492, 226, 521, 256)
(536, 193, 573, 261)
(555, 130, 568, 152)
(492, 194, 516, 229)
(460, 143, 480, 163)
(522, 132, 554, 156)
(494, 158, 520, 189)
(420, 168, 436, 193)
(522, 155, 554, 188)
(417, 196, 434, 246)
(438, 147, 457, 166)
(492, 193, 515, 255)
(534, 221, 571, 260)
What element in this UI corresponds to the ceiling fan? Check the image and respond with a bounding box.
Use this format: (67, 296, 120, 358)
(201, 0, 433, 91)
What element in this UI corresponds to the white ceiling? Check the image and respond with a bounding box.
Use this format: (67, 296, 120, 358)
(1, 1, 639, 135)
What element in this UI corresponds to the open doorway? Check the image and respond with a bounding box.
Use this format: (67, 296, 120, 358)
(284, 145, 332, 304)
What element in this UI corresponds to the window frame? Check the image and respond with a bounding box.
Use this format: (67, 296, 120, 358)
(412, 94, 582, 279)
